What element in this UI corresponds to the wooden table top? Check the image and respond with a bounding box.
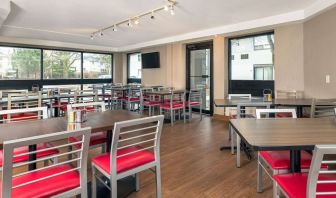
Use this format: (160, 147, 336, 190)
(149, 90, 186, 96)
(0, 110, 142, 143)
(230, 118, 336, 150)
(214, 98, 313, 107)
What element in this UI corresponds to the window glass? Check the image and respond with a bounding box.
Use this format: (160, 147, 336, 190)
(0, 47, 41, 80)
(230, 34, 274, 80)
(83, 53, 112, 79)
(43, 50, 81, 79)
(128, 53, 142, 79)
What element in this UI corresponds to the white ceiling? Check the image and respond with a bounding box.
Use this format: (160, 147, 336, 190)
(0, 0, 335, 51)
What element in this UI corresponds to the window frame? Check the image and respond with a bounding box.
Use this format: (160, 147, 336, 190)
(228, 32, 275, 97)
(0, 43, 113, 90)
(127, 52, 142, 84)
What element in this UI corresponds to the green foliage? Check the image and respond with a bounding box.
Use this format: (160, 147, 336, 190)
(11, 48, 41, 79)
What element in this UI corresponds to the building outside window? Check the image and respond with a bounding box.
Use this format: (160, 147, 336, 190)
(83, 53, 112, 79)
(127, 53, 142, 83)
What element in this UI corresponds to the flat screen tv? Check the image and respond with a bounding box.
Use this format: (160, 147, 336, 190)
(142, 52, 160, 69)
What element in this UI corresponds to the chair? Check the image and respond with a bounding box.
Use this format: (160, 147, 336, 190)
(1, 127, 91, 198)
(140, 88, 161, 116)
(274, 145, 336, 198)
(232, 103, 271, 168)
(0, 107, 59, 171)
(256, 109, 316, 197)
(67, 102, 107, 152)
(7, 92, 42, 110)
(91, 115, 164, 198)
(54, 88, 78, 116)
(310, 98, 336, 118)
(160, 91, 186, 126)
(227, 94, 252, 118)
(275, 90, 301, 118)
(185, 88, 203, 121)
(124, 88, 141, 111)
(0, 89, 28, 99)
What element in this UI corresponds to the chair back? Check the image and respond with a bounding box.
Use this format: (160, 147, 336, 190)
(307, 145, 336, 198)
(1, 127, 91, 198)
(158, 87, 173, 91)
(0, 106, 48, 124)
(110, 115, 164, 176)
(256, 109, 297, 119)
(57, 88, 78, 105)
(276, 90, 299, 99)
(76, 89, 98, 103)
(127, 87, 140, 102)
(188, 89, 202, 106)
(67, 101, 106, 113)
(228, 94, 252, 100)
(0, 90, 28, 98)
(7, 92, 42, 110)
(236, 103, 271, 118)
(310, 98, 336, 118)
(168, 91, 185, 108)
(140, 88, 155, 103)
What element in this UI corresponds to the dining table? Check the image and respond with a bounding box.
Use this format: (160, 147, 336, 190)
(0, 110, 143, 170)
(230, 117, 336, 172)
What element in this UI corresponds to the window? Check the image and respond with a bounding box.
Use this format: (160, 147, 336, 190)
(43, 50, 81, 79)
(229, 32, 274, 96)
(127, 53, 142, 83)
(254, 64, 274, 80)
(0, 47, 41, 80)
(83, 53, 112, 79)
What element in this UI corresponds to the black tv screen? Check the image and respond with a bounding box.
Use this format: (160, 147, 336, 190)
(142, 52, 160, 69)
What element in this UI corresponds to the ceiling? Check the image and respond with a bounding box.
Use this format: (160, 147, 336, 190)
(0, 0, 334, 51)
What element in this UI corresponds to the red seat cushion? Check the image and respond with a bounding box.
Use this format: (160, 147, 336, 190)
(274, 173, 336, 198)
(52, 102, 68, 106)
(186, 101, 200, 106)
(0, 164, 80, 198)
(0, 143, 59, 167)
(60, 105, 67, 112)
(276, 112, 294, 118)
(142, 101, 161, 106)
(129, 97, 140, 102)
(2, 113, 38, 122)
(69, 132, 107, 148)
(92, 146, 155, 174)
(259, 150, 314, 170)
(160, 103, 184, 109)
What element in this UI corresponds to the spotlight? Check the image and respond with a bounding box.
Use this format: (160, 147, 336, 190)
(90, 34, 94, 39)
(150, 11, 155, 19)
(127, 19, 133, 27)
(164, 5, 169, 11)
(100, 31, 103, 36)
(112, 25, 117, 32)
(134, 18, 140, 25)
(170, 5, 175, 15)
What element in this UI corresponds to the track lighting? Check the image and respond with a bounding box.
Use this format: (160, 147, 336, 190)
(170, 5, 175, 15)
(90, 0, 177, 37)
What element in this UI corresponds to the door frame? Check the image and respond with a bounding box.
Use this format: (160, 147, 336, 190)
(186, 40, 214, 115)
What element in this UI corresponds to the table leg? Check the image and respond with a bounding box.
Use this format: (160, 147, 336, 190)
(297, 106, 303, 118)
(54, 98, 59, 117)
(236, 135, 241, 168)
(106, 130, 113, 152)
(28, 144, 37, 170)
(290, 150, 301, 173)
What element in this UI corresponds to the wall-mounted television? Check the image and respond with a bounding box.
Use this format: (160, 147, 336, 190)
(142, 52, 160, 69)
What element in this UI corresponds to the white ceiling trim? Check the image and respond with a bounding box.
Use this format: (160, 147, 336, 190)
(0, 36, 117, 52)
(304, 0, 336, 19)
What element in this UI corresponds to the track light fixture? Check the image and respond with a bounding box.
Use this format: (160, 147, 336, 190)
(90, 0, 177, 39)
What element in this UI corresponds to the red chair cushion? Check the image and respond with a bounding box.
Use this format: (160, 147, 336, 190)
(160, 103, 184, 109)
(142, 101, 161, 106)
(60, 105, 67, 112)
(2, 113, 38, 122)
(92, 146, 155, 174)
(69, 132, 107, 148)
(259, 150, 314, 170)
(0, 143, 59, 167)
(129, 97, 140, 102)
(276, 112, 294, 118)
(274, 173, 336, 198)
(0, 164, 80, 198)
(52, 102, 68, 106)
(186, 101, 200, 106)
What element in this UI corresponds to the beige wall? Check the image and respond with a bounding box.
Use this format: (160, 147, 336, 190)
(274, 23, 304, 94)
(113, 53, 123, 83)
(304, 6, 336, 98)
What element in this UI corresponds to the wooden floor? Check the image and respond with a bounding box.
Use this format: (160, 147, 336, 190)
(88, 115, 273, 198)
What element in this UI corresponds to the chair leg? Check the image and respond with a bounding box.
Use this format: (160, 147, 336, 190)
(91, 165, 97, 198)
(135, 173, 140, 191)
(110, 178, 118, 198)
(273, 181, 278, 198)
(183, 107, 186, 123)
(236, 134, 241, 168)
(230, 126, 235, 155)
(200, 106, 202, 120)
(257, 154, 263, 193)
(170, 109, 174, 126)
(149, 106, 152, 116)
(155, 165, 162, 198)
(102, 143, 106, 153)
